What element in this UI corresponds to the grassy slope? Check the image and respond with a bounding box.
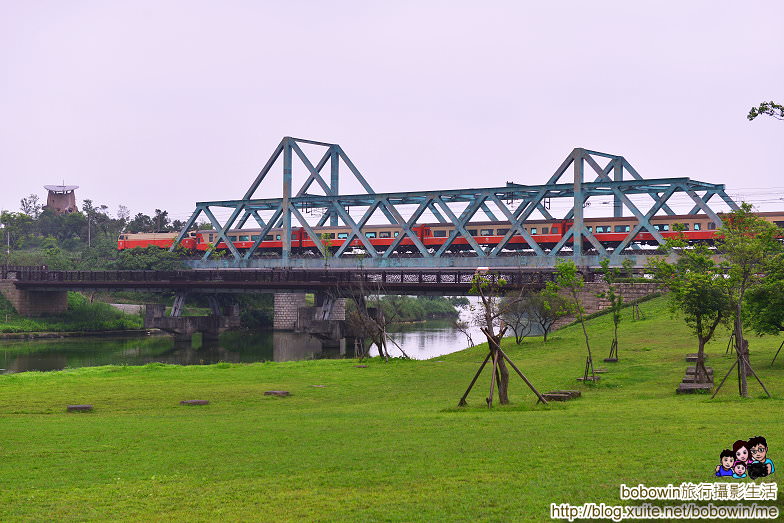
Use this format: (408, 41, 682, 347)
(0, 296, 782, 521)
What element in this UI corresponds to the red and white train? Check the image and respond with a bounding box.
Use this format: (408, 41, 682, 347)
(117, 212, 784, 254)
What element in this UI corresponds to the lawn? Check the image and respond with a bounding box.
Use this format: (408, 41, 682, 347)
(0, 296, 781, 521)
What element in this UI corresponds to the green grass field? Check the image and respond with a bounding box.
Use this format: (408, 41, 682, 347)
(0, 296, 782, 521)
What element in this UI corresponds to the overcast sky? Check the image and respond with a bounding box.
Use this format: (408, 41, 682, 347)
(1, 1, 781, 225)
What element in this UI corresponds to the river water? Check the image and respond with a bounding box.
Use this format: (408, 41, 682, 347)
(0, 319, 486, 374)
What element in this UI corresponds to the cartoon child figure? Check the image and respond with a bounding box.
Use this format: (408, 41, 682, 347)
(733, 440, 752, 464)
(732, 461, 747, 479)
(748, 436, 774, 476)
(715, 449, 735, 477)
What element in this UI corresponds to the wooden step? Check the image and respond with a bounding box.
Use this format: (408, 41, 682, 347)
(682, 375, 714, 384)
(577, 376, 601, 382)
(677, 383, 713, 394)
(547, 390, 582, 398)
(685, 353, 708, 362)
(603, 357, 619, 363)
(685, 366, 713, 375)
(541, 393, 571, 401)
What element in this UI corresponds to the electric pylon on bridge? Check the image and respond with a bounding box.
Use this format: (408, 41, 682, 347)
(173, 137, 739, 268)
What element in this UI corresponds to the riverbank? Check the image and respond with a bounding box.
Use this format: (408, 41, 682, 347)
(0, 329, 162, 340)
(1, 295, 782, 521)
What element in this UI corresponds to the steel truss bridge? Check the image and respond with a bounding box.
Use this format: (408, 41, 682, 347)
(173, 137, 739, 269)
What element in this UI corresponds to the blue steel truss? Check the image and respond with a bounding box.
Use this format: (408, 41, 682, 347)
(172, 137, 739, 268)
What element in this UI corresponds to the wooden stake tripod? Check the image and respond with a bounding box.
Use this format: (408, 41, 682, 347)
(458, 332, 548, 407)
(771, 339, 784, 367)
(712, 341, 771, 399)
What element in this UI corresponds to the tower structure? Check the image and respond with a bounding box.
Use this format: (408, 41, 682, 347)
(44, 185, 79, 214)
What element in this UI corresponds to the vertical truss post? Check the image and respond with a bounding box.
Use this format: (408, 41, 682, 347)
(572, 149, 585, 258)
(282, 138, 293, 263)
(613, 160, 623, 218)
(330, 147, 339, 226)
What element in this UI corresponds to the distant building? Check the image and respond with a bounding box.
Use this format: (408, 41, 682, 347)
(44, 185, 79, 214)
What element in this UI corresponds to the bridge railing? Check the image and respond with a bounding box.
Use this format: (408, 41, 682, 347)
(8, 268, 570, 288)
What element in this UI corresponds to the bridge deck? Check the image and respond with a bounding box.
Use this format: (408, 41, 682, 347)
(4, 268, 567, 295)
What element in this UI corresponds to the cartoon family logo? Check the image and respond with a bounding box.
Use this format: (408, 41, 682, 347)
(714, 436, 775, 479)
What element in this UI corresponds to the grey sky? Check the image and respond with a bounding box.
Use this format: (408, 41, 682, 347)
(1, 1, 781, 225)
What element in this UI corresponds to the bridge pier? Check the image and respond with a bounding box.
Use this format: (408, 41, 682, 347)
(273, 293, 307, 330)
(0, 277, 67, 317)
(144, 303, 240, 342)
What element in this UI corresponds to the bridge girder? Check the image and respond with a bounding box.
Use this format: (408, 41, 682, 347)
(172, 137, 739, 268)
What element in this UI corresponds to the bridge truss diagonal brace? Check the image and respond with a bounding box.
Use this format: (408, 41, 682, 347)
(432, 195, 488, 258)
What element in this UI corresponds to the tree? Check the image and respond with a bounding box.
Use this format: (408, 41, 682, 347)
(745, 252, 784, 366)
(153, 209, 170, 232)
(127, 213, 154, 233)
(20, 194, 43, 219)
(527, 290, 570, 343)
(650, 245, 732, 384)
(598, 259, 624, 362)
(747, 101, 784, 121)
(501, 296, 532, 344)
(548, 260, 596, 382)
(715, 203, 781, 396)
(457, 271, 548, 407)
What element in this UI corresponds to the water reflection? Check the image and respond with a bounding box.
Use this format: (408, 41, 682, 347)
(0, 317, 483, 374)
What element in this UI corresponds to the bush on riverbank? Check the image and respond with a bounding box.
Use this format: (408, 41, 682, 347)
(0, 292, 143, 333)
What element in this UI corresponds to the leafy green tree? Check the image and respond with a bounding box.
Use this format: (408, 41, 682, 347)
(715, 203, 782, 396)
(19, 194, 43, 219)
(127, 213, 154, 233)
(745, 252, 784, 365)
(598, 259, 624, 361)
(650, 245, 732, 384)
(525, 290, 569, 343)
(748, 101, 784, 121)
(548, 260, 596, 381)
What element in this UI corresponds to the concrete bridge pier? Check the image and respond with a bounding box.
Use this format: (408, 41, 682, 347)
(0, 276, 67, 316)
(144, 301, 240, 343)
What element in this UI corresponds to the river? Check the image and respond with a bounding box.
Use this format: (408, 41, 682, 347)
(0, 318, 488, 374)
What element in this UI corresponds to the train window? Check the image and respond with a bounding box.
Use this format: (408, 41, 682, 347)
(467, 229, 477, 236)
(338, 233, 348, 239)
(541, 227, 549, 234)
(209, 234, 215, 242)
(551, 227, 559, 234)
(693, 223, 702, 231)
(276, 235, 281, 240)
(265, 235, 273, 241)
(495, 229, 509, 235)
(394, 231, 399, 237)
(239, 235, 250, 242)
(530, 228, 537, 235)
(653, 224, 670, 232)
(251, 235, 259, 241)
(230, 236, 239, 241)
(433, 230, 447, 237)
(595, 226, 609, 233)
(380, 231, 391, 238)
(366, 232, 377, 238)
(682, 224, 689, 231)
(774, 221, 784, 228)
(614, 225, 630, 233)
(480, 229, 493, 236)
(707, 222, 716, 230)
(323, 233, 335, 239)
